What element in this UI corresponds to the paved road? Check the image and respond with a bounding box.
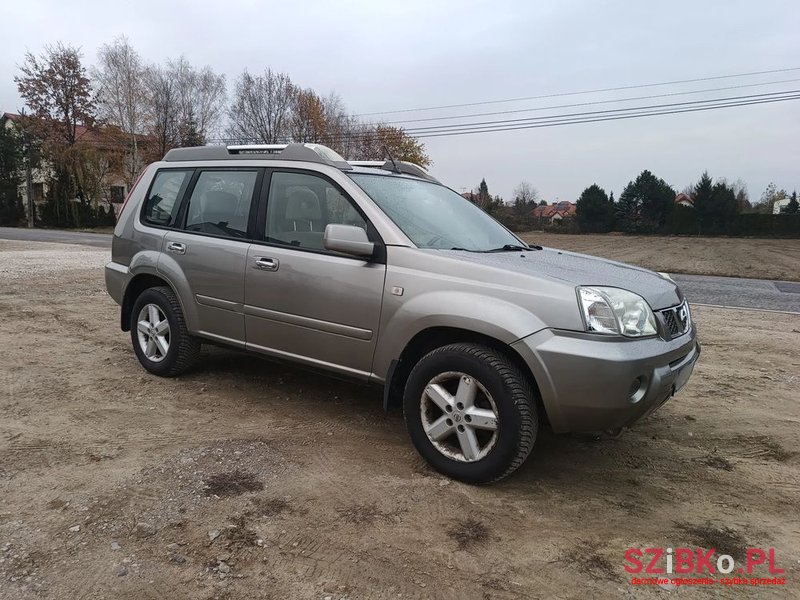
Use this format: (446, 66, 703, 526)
(0, 226, 111, 248)
(1, 227, 798, 313)
(672, 274, 800, 314)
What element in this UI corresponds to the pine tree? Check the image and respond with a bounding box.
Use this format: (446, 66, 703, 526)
(693, 172, 738, 233)
(576, 184, 614, 232)
(616, 170, 674, 233)
(178, 109, 205, 147)
(787, 192, 799, 214)
(692, 172, 714, 234)
(478, 179, 490, 206)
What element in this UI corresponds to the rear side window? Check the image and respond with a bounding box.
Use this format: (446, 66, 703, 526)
(184, 170, 258, 239)
(142, 170, 193, 227)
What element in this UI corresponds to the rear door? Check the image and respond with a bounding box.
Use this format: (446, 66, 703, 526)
(244, 169, 386, 379)
(158, 167, 263, 346)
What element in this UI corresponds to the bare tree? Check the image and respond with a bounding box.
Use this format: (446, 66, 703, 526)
(512, 181, 540, 215)
(143, 64, 179, 158)
(191, 65, 226, 140)
(227, 69, 296, 143)
(730, 178, 751, 212)
(94, 36, 146, 186)
(169, 57, 226, 143)
(757, 182, 787, 214)
(75, 145, 114, 210)
(319, 93, 362, 159)
(141, 58, 225, 156)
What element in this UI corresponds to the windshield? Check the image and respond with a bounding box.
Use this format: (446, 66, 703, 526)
(348, 174, 523, 251)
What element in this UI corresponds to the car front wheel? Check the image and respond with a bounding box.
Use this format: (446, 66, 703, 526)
(403, 343, 538, 484)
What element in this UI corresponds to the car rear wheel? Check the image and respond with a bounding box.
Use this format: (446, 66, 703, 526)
(130, 286, 200, 377)
(403, 343, 537, 484)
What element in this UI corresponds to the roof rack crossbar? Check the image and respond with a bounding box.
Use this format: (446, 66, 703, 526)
(162, 142, 352, 169)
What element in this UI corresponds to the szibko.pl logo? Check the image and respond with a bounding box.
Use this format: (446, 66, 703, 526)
(624, 547, 786, 586)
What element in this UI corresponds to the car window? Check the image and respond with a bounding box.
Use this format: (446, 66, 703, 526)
(184, 170, 258, 239)
(265, 171, 367, 251)
(142, 170, 192, 227)
(349, 173, 522, 251)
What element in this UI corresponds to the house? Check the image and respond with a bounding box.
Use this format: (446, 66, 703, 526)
(675, 192, 694, 208)
(773, 198, 791, 214)
(531, 201, 577, 223)
(2, 112, 149, 219)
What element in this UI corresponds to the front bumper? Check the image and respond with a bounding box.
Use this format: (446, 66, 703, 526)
(511, 326, 699, 433)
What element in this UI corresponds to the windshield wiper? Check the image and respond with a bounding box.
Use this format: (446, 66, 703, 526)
(447, 244, 542, 252)
(486, 244, 540, 252)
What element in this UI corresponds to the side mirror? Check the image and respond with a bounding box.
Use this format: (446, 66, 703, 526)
(323, 224, 375, 257)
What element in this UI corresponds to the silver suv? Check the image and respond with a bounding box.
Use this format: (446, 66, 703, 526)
(106, 143, 699, 483)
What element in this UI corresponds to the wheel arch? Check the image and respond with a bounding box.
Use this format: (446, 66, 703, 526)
(121, 273, 184, 331)
(384, 326, 548, 426)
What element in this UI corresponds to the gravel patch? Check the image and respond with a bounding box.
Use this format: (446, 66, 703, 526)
(0, 241, 109, 278)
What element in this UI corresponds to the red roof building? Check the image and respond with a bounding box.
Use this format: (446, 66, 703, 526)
(531, 201, 576, 222)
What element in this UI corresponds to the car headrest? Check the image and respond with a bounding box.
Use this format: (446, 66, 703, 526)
(285, 188, 321, 221)
(202, 190, 238, 220)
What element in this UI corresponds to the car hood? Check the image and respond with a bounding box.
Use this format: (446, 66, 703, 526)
(445, 247, 682, 310)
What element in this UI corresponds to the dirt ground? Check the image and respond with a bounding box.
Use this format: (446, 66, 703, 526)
(518, 233, 800, 282)
(1, 240, 798, 599)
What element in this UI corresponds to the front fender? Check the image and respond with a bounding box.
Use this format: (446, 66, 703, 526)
(372, 290, 546, 381)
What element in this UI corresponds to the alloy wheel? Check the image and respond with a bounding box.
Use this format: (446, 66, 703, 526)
(136, 303, 170, 363)
(420, 371, 499, 462)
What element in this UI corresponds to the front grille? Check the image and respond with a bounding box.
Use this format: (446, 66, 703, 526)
(659, 301, 691, 339)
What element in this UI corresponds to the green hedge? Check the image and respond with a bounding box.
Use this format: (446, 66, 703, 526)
(662, 205, 697, 235)
(725, 213, 800, 237)
(658, 212, 800, 237)
(572, 210, 800, 238)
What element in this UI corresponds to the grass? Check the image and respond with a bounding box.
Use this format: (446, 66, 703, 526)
(518, 232, 800, 281)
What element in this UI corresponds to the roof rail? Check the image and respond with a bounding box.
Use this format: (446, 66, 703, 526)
(227, 144, 287, 154)
(348, 161, 386, 167)
(163, 143, 352, 169)
(348, 160, 439, 183)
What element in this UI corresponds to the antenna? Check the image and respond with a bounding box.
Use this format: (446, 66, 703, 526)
(382, 145, 402, 175)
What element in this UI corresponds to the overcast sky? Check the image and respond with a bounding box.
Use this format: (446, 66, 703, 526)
(1, 0, 798, 202)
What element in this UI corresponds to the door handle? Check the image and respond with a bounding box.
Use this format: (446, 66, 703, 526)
(166, 242, 186, 255)
(254, 257, 279, 271)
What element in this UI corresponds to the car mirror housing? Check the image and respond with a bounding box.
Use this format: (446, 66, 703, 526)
(323, 224, 375, 257)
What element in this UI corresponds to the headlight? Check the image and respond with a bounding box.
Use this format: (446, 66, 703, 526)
(578, 286, 657, 337)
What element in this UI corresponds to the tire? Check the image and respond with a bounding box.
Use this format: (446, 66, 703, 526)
(130, 285, 200, 377)
(403, 343, 537, 484)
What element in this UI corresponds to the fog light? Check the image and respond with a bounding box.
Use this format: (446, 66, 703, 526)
(629, 377, 647, 403)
